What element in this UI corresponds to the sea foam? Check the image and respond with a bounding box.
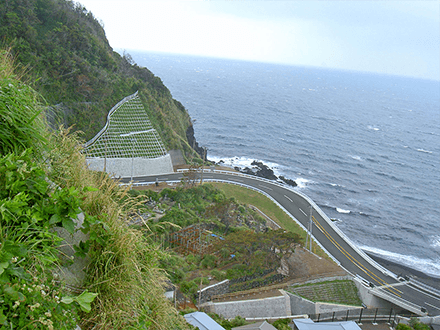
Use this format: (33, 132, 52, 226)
(360, 245, 440, 278)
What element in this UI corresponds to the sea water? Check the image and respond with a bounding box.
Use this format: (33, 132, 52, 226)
(130, 51, 440, 278)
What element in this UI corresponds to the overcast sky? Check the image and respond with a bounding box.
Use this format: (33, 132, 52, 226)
(77, 0, 440, 80)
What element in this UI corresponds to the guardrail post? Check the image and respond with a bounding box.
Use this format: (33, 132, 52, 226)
(346, 310, 349, 321)
(332, 312, 335, 322)
(388, 308, 393, 324)
(373, 308, 378, 324)
(317, 314, 320, 322)
(358, 308, 363, 323)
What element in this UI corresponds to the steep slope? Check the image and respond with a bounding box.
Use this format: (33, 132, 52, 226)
(0, 0, 200, 159)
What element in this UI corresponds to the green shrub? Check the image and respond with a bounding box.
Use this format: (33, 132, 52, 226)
(0, 49, 47, 156)
(201, 254, 216, 269)
(0, 151, 97, 329)
(211, 269, 226, 281)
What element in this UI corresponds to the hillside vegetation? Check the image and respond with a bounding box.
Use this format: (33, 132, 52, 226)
(0, 0, 201, 158)
(0, 49, 189, 329)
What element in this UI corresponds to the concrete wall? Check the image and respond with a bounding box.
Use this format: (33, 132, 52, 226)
(353, 279, 394, 309)
(86, 154, 173, 178)
(287, 292, 316, 315)
(315, 302, 361, 314)
(287, 291, 363, 315)
(169, 149, 186, 167)
(202, 293, 291, 319)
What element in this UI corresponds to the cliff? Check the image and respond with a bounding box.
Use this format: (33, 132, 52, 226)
(0, 0, 199, 159)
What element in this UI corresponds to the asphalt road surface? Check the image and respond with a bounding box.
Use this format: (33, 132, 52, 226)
(120, 170, 440, 317)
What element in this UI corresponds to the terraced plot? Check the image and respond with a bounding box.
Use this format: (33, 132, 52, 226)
(289, 280, 362, 306)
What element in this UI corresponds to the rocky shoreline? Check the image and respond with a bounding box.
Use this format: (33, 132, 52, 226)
(214, 159, 298, 187)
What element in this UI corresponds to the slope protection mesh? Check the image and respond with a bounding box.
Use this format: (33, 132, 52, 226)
(84, 91, 167, 159)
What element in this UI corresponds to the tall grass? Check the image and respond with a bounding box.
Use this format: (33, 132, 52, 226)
(0, 48, 47, 156)
(1, 48, 188, 329)
(49, 129, 189, 329)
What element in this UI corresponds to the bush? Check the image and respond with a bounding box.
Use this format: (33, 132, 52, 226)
(211, 269, 226, 281)
(396, 324, 412, 330)
(201, 254, 216, 269)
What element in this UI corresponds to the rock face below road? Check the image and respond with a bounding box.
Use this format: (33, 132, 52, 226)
(226, 160, 297, 187)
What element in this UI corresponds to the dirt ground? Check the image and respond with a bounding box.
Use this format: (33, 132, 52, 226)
(283, 246, 347, 281)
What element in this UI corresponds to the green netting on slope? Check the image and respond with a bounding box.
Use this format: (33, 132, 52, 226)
(84, 92, 167, 158)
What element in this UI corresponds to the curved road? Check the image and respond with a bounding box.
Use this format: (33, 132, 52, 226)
(120, 170, 440, 317)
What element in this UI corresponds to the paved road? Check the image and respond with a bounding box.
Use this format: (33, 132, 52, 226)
(120, 170, 440, 317)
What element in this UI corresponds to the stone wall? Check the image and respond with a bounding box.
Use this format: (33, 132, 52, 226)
(86, 154, 173, 178)
(197, 280, 230, 305)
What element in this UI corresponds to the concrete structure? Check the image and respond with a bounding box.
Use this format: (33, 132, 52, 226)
(84, 91, 173, 178)
(184, 312, 225, 330)
(232, 320, 277, 330)
(292, 319, 361, 330)
(202, 290, 291, 320)
(86, 154, 173, 178)
(124, 170, 440, 316)
(286, 291, 363, 316)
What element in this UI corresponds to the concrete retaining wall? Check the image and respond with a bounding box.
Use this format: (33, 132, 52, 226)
(287, 291, 316, 315)
(202, 291, 291, 319)
(353, 278, 394, 309)
(86, 154, 173, 178)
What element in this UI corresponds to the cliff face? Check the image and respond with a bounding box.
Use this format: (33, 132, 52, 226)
(186, 124, 206, 160)
(0, 0, 199, 159)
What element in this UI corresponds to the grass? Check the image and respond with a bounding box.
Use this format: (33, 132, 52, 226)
(289, 280, 363, 306)
(0, 48, 189, 329)
(210, 182, 330, 259)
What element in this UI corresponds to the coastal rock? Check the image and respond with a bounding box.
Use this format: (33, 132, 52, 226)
(251, 161, 278, 180)
(279, 175, 297, 187)
(186, 125, 206, 160)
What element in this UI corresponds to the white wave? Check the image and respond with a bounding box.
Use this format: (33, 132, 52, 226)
(350, 155, 362, 161)
(430, 235, 440, 249)
(336, 208, 351, 214)
(295, 177, 310, 189)
(367, 125, 380, 131)
(360, 246, 440, 278)
(209, 155, 283, 176)
(417, 149, 433, 154)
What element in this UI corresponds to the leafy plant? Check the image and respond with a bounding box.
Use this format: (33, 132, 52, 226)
(0, 151, 98, 329)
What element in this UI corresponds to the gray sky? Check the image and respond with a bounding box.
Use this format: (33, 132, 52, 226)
(78, 0, 440, 80)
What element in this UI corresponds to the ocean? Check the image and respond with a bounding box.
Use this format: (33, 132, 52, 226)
(130, 51, 440, 279)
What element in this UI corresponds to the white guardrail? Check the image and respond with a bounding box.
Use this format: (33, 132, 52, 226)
(123, 169, 434, 314)
(183, 169, 396, 278)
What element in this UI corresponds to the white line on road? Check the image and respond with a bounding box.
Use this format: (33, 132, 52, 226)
(409, 286, 440, 302)
(284, 195, 293, 202)
(425, 302, 440, 311)
(259, 184, 273, 190)
(299, 208, 307, 216)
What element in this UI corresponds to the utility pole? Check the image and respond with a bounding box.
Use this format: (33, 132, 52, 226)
(200, 147, 207, 185)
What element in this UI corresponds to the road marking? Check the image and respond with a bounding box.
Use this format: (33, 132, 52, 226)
(311, 216, 402, 297)
(259, 184, 272, 190)
(425, 302, 440, 311)
(409, 286, 440, 301)
(299, 208, 307, 216)
(234, 179, 243, 182)
(284, 195, 293, 202)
